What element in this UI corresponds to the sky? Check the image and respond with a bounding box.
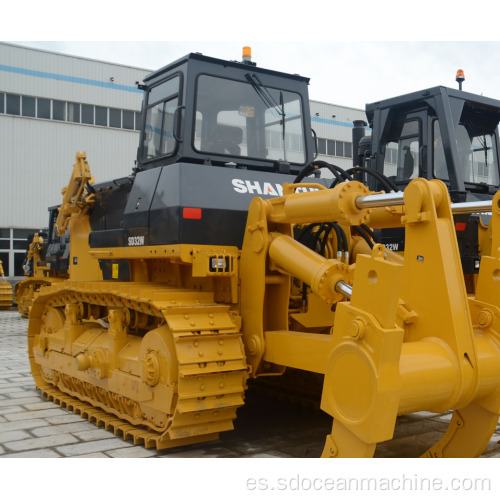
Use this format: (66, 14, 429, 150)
(5, 1, 500, 110)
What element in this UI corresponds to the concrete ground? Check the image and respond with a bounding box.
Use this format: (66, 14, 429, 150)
(0, 307, 499, 458)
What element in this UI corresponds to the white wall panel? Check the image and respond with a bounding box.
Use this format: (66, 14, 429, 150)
(0, 42, 148, 233)
(1, 43, 150, 109)
(310, 101, 367, 141)
(0, 115, 139, 228)
(309, 101, 368, 172)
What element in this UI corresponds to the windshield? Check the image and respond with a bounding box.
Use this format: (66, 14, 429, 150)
(434, 120, 500, 186)
(194, 74, 306, 164)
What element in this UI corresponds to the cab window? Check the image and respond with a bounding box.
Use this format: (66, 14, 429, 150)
(433, 120, 500, 186)
(142, 76, 180, 161)
(383, 120, 420, 182)
(194, 74, 306, 164)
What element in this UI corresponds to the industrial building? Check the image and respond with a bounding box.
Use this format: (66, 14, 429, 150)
(0, 42, 367, 277)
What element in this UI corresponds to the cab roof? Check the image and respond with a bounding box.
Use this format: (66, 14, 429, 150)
(143, 52, 310, 85)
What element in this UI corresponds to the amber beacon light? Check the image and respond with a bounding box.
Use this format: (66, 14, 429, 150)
(456, 69, 465, 90)
(242, 46, 252, 63)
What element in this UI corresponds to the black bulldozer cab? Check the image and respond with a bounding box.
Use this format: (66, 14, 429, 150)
(363, 86, 500, 203)
(136, 52, 315, 174)
(89, 52, 320, 253)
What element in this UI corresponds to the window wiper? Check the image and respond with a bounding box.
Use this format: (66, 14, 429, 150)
(245, 73, 286, 161)
(480, 135, 489, 171)
(279, 90, 287, 162)
(245, 73, 283, 116)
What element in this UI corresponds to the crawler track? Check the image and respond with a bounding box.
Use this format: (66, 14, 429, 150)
(28, 281, 249, 449)
(15, 277, 65, 317)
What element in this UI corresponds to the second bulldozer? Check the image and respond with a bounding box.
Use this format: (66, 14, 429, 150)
(15, 206, 70, 317)
(0, 259, 13, 309)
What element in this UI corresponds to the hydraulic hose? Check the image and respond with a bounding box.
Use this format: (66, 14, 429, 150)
(352, 225, 375, 249)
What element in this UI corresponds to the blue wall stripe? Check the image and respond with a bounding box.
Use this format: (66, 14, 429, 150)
(311, 115, 369, 129)
(0, 64, 143, 94)
(312, 116, 354, 127)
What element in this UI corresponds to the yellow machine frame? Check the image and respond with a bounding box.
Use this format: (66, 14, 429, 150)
(26, 153, 500, 457)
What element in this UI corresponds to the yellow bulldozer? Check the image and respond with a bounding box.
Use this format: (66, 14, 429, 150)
(15, 207, 70, 317)
(27, 49, 500, 457)
(0, 259, 13, 308)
